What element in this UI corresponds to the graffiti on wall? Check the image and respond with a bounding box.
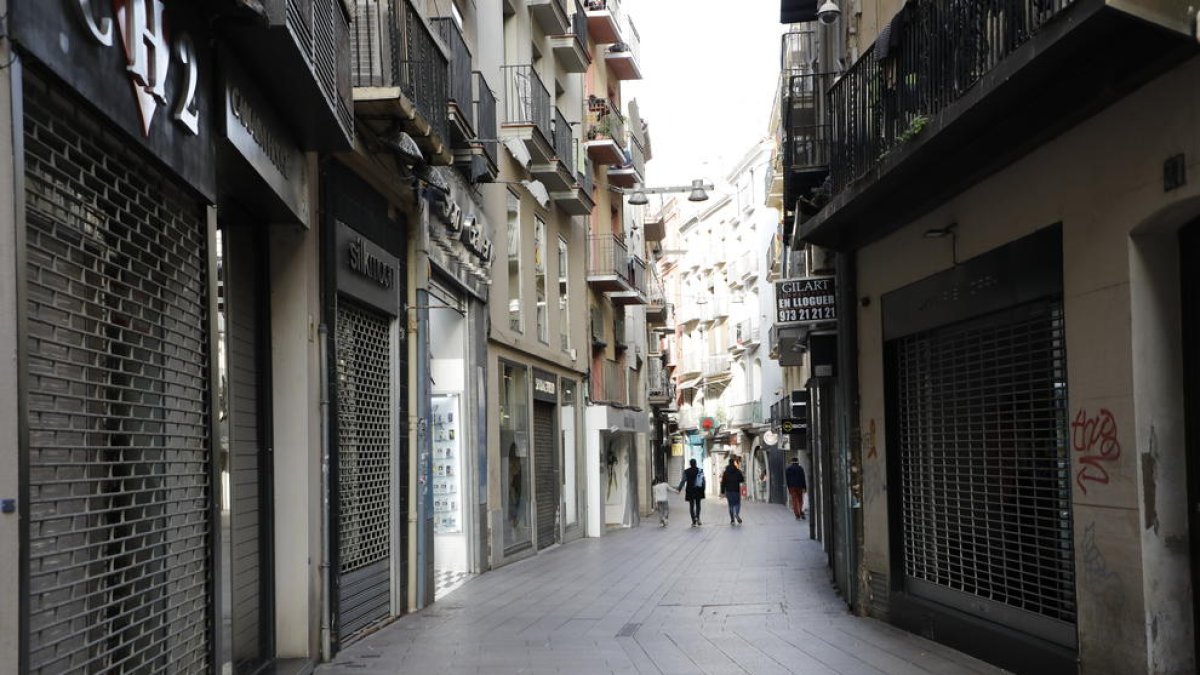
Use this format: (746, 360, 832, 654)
(1071, 408, 1121, 495)
(1081, 521, 1126, 615)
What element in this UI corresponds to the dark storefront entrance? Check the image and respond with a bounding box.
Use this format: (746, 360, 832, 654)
(533, 369, 560, 549)
(882, 226, 1076, 673)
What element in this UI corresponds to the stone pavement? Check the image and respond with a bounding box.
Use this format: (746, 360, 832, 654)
(318, 500, 1010, 675)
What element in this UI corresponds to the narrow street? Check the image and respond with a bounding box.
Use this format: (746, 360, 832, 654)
(319, 502, 1008, 675)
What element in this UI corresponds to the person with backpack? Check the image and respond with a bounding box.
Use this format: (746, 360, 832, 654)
(721, 456, 746, 525)
(677, 458, 706, 526)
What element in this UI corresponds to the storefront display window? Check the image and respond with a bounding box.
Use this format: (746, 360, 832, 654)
(561, 380, 578, 526)
(500, 362, 531, 550)
(432, 394, 463, 533)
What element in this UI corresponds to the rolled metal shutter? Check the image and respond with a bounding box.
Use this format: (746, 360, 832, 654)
(891, 299, 1076, 643)
(533, 402, 558, 549)
(225, 225, 271, 673)
(335, 301, 393, 643)
(23, 70, 214, 673)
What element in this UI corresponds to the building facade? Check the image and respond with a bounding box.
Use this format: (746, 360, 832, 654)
(777, 0, 1200, 673)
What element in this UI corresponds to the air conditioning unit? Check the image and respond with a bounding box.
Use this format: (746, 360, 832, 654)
(808, 244, 834, 275)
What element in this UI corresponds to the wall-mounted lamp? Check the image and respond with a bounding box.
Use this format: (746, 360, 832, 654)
(923, 223, 959, 264)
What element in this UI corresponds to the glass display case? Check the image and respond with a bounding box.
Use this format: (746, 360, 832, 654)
(432, 394, 462, 534)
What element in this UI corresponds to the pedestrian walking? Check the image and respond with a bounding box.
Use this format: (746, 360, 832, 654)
(721, 457, 746, 525)
(786, 457, 807, 520)
(652, 475, 677, 526)
(678, 458, 705, 526)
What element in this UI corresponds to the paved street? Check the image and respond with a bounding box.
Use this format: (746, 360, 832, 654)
(318, 501, 1009, 675)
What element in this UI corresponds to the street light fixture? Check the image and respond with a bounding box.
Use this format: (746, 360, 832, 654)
(619, 180, 715, 205)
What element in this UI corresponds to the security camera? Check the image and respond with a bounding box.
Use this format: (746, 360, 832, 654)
(817, 0, 841, 24)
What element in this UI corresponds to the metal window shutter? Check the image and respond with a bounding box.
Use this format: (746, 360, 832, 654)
(22, 69, 214, 674)
(891, 299, 1076, 641)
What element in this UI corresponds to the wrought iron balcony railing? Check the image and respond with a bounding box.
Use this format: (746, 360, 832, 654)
(828, 0, 1076, 194)
(587, 234, 628, 279)
(474, 72, 498, 168)
(352, 0, 449, 144)
(553, 107, 575, 171)
(579, 154, 595, 195)
(585, 96, 626, 145)
(431, 17, 473, 132)
(501, 64, 552, 144)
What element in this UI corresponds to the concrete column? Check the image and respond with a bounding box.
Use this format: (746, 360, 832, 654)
(1130, 232, 1195, 674)
(269, 179, 323, 659)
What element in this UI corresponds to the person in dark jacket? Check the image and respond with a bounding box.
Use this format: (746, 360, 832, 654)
(677, 458, 705, 526)
(721, 457, 746, 525)
(786, 457, 807, 520)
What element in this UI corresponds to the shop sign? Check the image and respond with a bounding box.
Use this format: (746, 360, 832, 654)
(532, 369, 558, 403)
(430, 173, 494, 262)
(222, 55, 309, 226)
(671, 443, 684, 457)
(336, 221, 400, 315)
(775, 276, 837, 325)
(14, 1, 216, 197)
(780, 418, 807, 434)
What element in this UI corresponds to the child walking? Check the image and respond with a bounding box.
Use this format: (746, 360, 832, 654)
(652, 475, 677, 526)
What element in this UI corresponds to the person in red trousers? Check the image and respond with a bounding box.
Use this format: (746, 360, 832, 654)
(786, 457, 807, 520)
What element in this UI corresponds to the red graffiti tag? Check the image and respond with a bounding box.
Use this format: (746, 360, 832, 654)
(1071, 408, 1121, 495)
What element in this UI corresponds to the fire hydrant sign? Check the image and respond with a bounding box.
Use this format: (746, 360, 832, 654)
(775, 276, 837, 325)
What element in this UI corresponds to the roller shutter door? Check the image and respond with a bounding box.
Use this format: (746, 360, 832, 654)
(533, 402, 558, 549)
(335, 301, 393, 644)
(891, 299, 1076, 644)
(23, 70, 214, 673)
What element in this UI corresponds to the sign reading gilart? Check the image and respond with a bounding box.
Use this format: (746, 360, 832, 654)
(775, 276, 837, 325)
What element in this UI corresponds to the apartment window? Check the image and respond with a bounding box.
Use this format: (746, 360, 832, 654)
(535, 217, 548, 344)
(507, 192, 523, 332)
(558, 236, 571, 352)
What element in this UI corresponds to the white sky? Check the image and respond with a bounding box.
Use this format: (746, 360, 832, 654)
(623, 1, 782, 188)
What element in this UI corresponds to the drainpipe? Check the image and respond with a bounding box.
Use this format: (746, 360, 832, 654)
(835, 250, 862, 612)
(318, 323, 332, 660)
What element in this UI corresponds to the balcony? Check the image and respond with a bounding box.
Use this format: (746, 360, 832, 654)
(225, 0, 353, 150)
(552, 151, 596, 216)
(731, 401, 764, 428)
(587, 235, 645, 302)
(530, 0, 570, 35)
(591, 359, 628, 406)
(352, 0, 451, 165)
(703, 355, 731, 381)
(606, 133, 645, 189)
(676, 348, 702, 380)
(796, 0, 1196, 250)
(584, 0, 623, 44)
(432, 18, 474, 145)
(532, 108, 576, 190)
(604, 19, 643, 81)
(645, 270, 668, 324)
(500, 65, 554, 163)
(584, 97, 627, 166)
(610, 255, 648, 306)
(643, 211, 666, 243)
(648, 361, 674, 406)
(737, 320, 761, 349)
(551, 2, 592, 74)
(739, 250, 759, 282)
(467, 73, 500, 182)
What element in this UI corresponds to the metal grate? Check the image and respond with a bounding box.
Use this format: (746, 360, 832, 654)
(23, 71, 213, 674)
(892, 300, 1076, 626)
(335, 302, 393, 573)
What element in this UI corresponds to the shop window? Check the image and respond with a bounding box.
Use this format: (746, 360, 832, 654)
(500, 362, 531, 551)
(507, 191, 523, 332)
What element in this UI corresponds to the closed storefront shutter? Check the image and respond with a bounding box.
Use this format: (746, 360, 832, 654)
(890, 299, 1076, 644)
(534, 402, 558, 549)
(23, 70, 214, 673)
(335, 301, 393, 643)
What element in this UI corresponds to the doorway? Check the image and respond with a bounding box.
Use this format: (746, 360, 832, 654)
(429, 281, 473, 595)
(217, 221, 275, 674)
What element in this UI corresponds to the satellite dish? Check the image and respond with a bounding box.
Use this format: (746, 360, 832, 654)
(763, 431, 779, 446)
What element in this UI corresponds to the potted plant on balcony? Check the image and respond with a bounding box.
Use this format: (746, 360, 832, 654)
(588, 112, 625, 141)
